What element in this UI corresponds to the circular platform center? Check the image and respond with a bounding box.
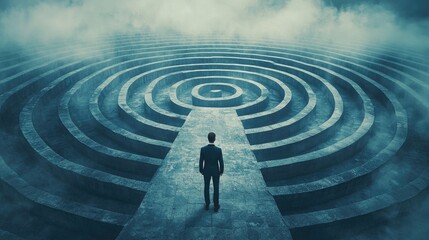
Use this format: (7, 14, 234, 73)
(191, 83, 243, 107)
(198, 83, 237, 98)
(208, 89, 223, 97)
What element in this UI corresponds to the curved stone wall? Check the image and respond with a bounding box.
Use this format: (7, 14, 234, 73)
(0, 34, 428, 239)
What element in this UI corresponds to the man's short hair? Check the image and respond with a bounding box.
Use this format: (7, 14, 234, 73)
(208, 132, 216, 143)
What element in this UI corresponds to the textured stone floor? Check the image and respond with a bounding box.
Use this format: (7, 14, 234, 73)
(117, 108, 292, 239)
(1, 34, 428, 239)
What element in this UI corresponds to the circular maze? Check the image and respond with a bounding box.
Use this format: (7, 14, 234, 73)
(0, 34, 428, 239)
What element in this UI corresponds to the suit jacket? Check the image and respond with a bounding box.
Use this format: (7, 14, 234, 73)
(199, 144, 224, 176)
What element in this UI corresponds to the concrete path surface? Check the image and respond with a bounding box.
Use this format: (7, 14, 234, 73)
(117, 108, 291, 239)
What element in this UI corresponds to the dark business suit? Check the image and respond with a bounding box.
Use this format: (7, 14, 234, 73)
(199, 144, 224, 206)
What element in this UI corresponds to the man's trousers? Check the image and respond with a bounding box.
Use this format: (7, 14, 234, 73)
(204, 174, 220, 206)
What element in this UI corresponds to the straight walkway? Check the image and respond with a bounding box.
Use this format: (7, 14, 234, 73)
(117, 109, 291, 239)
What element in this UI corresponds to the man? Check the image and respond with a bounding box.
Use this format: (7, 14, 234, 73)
(199, 132, 224, 212)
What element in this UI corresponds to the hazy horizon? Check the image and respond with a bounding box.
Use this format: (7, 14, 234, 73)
(0, 0, 428, 53)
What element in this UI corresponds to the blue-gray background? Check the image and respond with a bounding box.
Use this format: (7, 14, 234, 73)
(0, 0, 428, 239)
(0, 0, 428, 51)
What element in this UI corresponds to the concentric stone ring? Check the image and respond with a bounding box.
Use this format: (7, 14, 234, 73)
(0, 33, 427, 240)
(191, 82, 243, 107)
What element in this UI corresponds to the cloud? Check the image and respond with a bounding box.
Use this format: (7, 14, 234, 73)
(326, 0, 429, 20)
(0, 0, 428, 52)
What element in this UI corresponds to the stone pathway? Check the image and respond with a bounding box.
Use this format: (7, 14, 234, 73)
(117, 109, 291, 239)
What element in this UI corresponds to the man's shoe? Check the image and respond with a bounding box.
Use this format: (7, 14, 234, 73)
(205, 204, 209, 211)
(214, 205, 220, 212)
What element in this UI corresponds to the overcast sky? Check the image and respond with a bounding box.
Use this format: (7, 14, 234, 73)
(326, 0, 429, 19)
(0, 0, 428, 51)
(1, 0, 427, 19)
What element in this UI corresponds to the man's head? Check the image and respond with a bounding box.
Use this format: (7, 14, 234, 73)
(208, 132, 216, 143)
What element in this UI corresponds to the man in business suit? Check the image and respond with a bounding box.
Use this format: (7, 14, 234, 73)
(199, 132, 224, 212)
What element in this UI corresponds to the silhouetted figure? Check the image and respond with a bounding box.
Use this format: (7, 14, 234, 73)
(199, 132, 224, 212)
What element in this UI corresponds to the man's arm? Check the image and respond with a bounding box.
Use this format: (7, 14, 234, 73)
(199, 148, 204, 174)
(219, 148, 224, 175)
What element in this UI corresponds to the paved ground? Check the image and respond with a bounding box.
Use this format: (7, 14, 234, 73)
(117, 108, 292, 239)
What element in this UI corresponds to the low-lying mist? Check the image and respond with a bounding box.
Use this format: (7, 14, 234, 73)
(0, 0, 428, 52)
(0, 1, 428, 239)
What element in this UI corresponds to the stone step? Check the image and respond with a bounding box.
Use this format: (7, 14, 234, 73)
(96, 72, 179, 142)
(287, 168, 429, 240)
(0, 156, 129, 239)
(0, 35, 428, 240)
(20, 97, 148, 201)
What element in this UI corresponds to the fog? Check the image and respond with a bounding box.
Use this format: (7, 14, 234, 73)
(0, 0, 428, 52)
(0, 0, 428, 239)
